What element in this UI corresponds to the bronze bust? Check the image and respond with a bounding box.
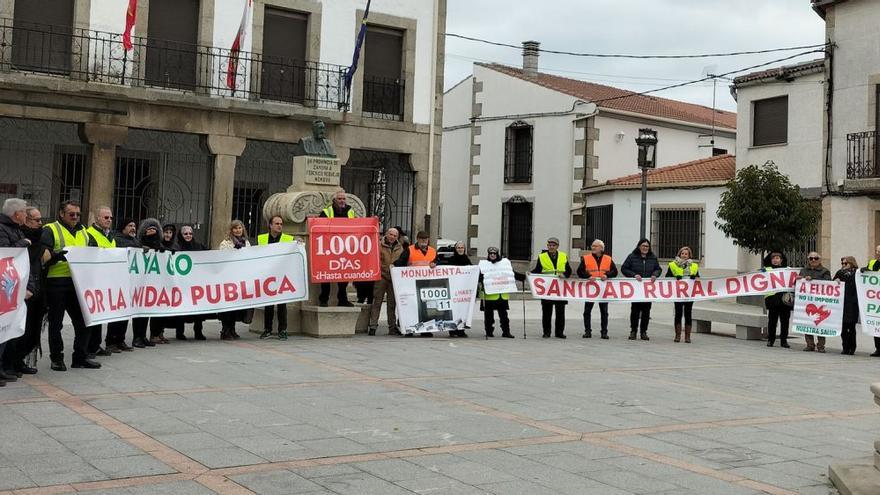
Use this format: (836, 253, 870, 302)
(299, 120, 336, 158)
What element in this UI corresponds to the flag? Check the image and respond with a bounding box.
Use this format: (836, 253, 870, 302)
(122, 0, 137, 51)
(227, 0, 253, 90)
(344, 0, 372, 96)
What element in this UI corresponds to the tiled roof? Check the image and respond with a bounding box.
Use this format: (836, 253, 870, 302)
(733, 58, 825, 85)
(480, 63, 737, 130)
(598, 154, 735, 188)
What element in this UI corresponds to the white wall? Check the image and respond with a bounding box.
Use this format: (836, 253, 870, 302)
(584, 186, 738, 274)
(830, 0, 880, 183)
(88, 0, 438, 124)
(593, 114, 736, 183)
(825, 195, 879, 269)
(735, 71, 826, 189)
(439, 77, 472, 242)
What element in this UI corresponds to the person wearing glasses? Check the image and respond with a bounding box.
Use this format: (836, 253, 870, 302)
(531, 237, 572, 339)
(836, 256, 861, 355)
(175, 225, 208, 341)
(41, 200, 101, 371)
(862, 247, 880, 356)
(798, 252, 831, 352)
(621, 239, 661, 341)
(0, 199, 33, 384)
(665, 246, 699, 343)
(85, 207, 117, 358)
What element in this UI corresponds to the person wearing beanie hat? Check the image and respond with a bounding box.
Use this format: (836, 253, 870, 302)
(114, 218, 140, 248)
(531, 237, 572, 338)
(761, 250, 792, 348)
(479, 247, 525, 338)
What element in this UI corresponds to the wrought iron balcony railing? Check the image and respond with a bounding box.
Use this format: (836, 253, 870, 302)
(362, 75, 405, 121)
(0, 18, 350, 111)
(847, 130, 880, 179)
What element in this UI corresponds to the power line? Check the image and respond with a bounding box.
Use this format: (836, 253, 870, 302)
(446, 32, 829, 60)
(589, 49, 827, 104)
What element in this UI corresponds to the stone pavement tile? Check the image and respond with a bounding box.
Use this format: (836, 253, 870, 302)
(424, 460, 517, 485)
(230, 469, 325, 494)
(296, 437, 372, 457)
(8, 402, 92, 427)
(292, 463, 362, 479)
(584, 468, 681, 494)
(353, 458, 442, 482)
(18, 456, 108, 486)
(646, 473, 762, 495)
(42, 423, 120, 443)
(793, 483, 840, 495)
(67, 438, 148, 460)
(0, 466, 35, 490)
(726, 465, 821, 489)
(126, 480, 220, 494)
(480, 478, 634, 495)
(310, 471, 419, 495)
(89, 454, 176, 478)
(185, 446, 266, 468)
(156, 431, 237, 451)
(394, 475, 492, 494)
(268, 423, 339, 442)
(127, 415, 204, 436)
(758, 459, 829, 482)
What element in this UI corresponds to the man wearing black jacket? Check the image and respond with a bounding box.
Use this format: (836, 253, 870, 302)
(532, 237, 572, 338)
(621, 238, 661, 341)
(6, 207, 47, 375)
(577, 239, 617, 339)
(0, 199, 33, 385)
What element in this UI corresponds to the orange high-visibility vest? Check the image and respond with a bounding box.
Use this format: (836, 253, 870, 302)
(408, 245, 436, 266)
(583, 254, 612, 279)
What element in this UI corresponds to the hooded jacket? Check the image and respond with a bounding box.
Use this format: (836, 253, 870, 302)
(138, 218, 163, 250)
(761, 252, 790, 309)
(176, 227, 206, 251)
(161, 223, 178, 252)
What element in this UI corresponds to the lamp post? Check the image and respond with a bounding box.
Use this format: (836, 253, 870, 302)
(635, 128, 658, 240)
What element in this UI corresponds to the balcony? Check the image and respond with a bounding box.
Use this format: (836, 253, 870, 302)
(0, 18, 350, 111)
(847, 130, 879, 179)
(362, 75, 404, 121)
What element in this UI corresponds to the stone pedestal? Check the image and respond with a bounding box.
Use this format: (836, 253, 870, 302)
(301, 305, 362, 337)
(829, 383, 880, 494)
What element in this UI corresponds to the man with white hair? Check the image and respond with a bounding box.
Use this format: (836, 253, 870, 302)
(318, 189, 355, 307)
(0, 198, 33, 385)
(86, 206, 117, 357)
(577, 239, 617, 339)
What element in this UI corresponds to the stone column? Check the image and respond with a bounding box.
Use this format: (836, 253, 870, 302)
(82, 123, 128, 224)
(206, 135, 247, 248)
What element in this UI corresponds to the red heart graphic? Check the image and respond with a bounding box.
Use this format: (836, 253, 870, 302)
(805, 303, 831, 326)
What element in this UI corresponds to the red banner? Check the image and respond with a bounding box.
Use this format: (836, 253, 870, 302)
(308, 217, 381, 284)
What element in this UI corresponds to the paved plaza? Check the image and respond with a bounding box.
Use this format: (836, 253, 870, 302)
(0, 302, 877, 495)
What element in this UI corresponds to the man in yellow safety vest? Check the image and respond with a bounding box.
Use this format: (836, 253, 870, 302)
(40, 201, 100, 371)
(258, 215, 295, 340)
(85, 206, 124, 357)
(318, 189, 355, 307)
(531, 237, 572, 338)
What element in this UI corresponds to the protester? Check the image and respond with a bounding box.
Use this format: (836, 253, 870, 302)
(161, 223, 178, 251)
(85, 206, 116, 358)
(218, 220, 250, 340)
(798, 251, 832, 352)
(5, 207, 47, 375)
(577, 239, 617, 339)
(762, 251, 792, 348)
(131, 218, 163, 348)
(532, 237, 572, 339)
(396, 226, 410, 250)
(862, 248, 880, 356)
(396, 230, 438, 337)
(836, 256, 860, 356)
(446, 241, 471, 337)
(666, 246, 699, 343)
(257, 216, 294, 340)
(479, 247, 523, 338)
(42, 200, 101, 370)
(621, 238, 661, 341)
(0, 199, 33, 384)
(368, 227, 403, 336)
(114, 219, 139, 248)
(175, 224, 207, 341)
(318, 189, 355, 307)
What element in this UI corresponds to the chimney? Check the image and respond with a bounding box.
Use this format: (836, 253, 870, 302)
(522, 40, 540, 78)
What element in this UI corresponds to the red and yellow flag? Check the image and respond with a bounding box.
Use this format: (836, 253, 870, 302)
(122, 0, 137, 51)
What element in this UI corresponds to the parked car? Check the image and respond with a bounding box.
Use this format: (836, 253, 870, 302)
(435, 238, 457, 265)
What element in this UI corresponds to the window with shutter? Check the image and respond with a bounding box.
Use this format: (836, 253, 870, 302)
(145, 0, 200, 91)
(752, 96, 788, 147)
(260, 8, 308, 103)
(363, 26, 404, 118)
(12, 0, 74, 74)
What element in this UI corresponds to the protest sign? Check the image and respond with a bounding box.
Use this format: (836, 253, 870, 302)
(308, 217, 380, 284)
(791, 279, 843, 337)
(66, 243, 309, 325)
(478, 259, 518, 295)
(391, 265, 480, 334)
(528, 268, 798, 302)
(0, 248, 30, 344)
(856, 271, 880, 337)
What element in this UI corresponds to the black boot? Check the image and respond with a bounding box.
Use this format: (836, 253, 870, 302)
(640, 331, 649, 341)
(194, 327, 206, 341)
(583, 329, 592, 339)
(176, 329, 187, 341)
(628, 329, 637, 340)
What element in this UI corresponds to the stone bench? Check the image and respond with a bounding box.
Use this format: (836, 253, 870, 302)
(828, 382, 880, 494)
(691, 302, 768, 340)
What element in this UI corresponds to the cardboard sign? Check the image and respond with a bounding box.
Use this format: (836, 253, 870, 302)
(391, 265, 480, 334)
(308, 217, 380, 284)
(791, 279, 843, 337)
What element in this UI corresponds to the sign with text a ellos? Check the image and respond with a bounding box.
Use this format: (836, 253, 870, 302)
(303, 157, 341, 186)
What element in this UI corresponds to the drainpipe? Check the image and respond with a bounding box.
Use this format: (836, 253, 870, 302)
(424, 0, 440, 234)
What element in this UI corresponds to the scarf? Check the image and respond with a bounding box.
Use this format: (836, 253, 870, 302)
(232, 235, 247, 249)
(674, 257, 690, 269)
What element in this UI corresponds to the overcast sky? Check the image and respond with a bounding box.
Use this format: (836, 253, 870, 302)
(443, 0, 826, 111)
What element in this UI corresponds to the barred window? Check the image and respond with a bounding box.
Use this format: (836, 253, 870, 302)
(501, 196, 532, 261)
(504, 122, 533, 183)
(584, 205, 613, 256)
(753, 96, 788, 147)
(651, 207, 704, 260)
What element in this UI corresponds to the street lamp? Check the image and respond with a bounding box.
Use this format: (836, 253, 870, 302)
(635, 128, 658, 240)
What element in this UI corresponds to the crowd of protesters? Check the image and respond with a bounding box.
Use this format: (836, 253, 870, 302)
(1, 193, 878, 386)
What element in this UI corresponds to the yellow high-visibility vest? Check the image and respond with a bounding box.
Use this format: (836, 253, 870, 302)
(322, 206, 355, 218)
(668, 262, 698, 277)
(257, 233, 294, 245)
(86, 226, 116, 248)
(539, 251, 567, 275)
(46, 222, 91, 278)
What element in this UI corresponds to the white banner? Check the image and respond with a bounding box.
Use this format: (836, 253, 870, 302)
(66, 243, 309, 326)
(791, 279, 843, 337)
(391, 265, 480, 334)
(856, 271, 880, 337)
(478, 259, 518, 295)
(0, 248, 29, 345)
(528, 269, 799, 302)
